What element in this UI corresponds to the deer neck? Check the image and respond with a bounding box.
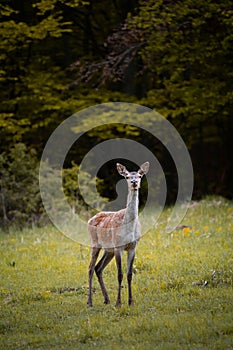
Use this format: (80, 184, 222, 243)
(125, 189, 139, 222)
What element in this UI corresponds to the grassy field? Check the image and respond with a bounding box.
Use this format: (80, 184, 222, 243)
(0, 197, 233, 349)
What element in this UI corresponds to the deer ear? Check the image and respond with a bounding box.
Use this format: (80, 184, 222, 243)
(138, 162, 149, 175)
(116, 163, 129, 177)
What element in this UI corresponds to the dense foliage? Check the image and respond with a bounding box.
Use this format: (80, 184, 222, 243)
(0, 0, 232, 228)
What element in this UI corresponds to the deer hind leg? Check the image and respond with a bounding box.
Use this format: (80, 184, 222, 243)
(88, 247, 101, 307)
(127, 248, 136, 306)
(114, 248, 123, 307)
(95, 250, 114, 304)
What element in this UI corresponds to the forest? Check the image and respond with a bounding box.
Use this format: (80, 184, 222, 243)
(0, 0, 233, 229)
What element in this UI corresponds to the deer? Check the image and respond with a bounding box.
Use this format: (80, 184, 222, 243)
(87, 161, 149, 307)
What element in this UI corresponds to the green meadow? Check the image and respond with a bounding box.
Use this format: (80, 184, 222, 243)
(0, 197, 233, 349)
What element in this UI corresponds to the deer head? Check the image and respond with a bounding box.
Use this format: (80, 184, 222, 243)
(116, 162, 149, 191)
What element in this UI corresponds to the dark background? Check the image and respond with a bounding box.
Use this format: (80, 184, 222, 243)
(0, 0, 232, 228)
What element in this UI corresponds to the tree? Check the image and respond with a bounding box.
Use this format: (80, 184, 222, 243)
(130, 0, 233, 195)
(0, 0, 97, 153)
(0, 143, 41, 228)
(71, 0, 233, 197)
(0, 0, 138, 154)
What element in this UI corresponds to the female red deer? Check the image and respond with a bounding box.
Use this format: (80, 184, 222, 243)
(87, 162, 149, 307)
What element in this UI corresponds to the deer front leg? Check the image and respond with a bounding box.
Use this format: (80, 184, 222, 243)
(88, 247, 100, 307)
(127, 248, 136, 306)
(114, 248, 123, 307)
(95, 250, 114, 304)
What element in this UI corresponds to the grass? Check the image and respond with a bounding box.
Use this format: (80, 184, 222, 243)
(0, 196, 233, 349)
